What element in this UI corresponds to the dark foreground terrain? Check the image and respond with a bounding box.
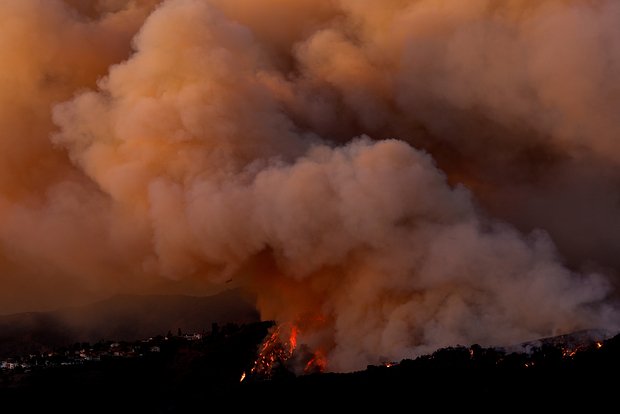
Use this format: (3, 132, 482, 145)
(1, 322, 619, 411)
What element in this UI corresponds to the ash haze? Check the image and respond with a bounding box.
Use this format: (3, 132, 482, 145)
(1, 0, 619, 371)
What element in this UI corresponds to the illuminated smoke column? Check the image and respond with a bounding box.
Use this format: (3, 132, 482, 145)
(0, 0, 619, 370)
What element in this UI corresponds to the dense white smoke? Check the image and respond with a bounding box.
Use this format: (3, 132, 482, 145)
(1, 0, 619, 370)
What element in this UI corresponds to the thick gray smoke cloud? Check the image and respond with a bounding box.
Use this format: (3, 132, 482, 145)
(1, 0, 619, 370)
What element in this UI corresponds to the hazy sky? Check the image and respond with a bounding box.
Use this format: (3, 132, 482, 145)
(1, 0, 619, 370)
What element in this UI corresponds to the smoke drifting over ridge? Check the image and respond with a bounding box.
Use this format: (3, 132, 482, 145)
(1, 0, 620, 370)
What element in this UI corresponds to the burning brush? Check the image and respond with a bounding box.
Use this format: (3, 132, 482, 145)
(241, 323, 326, 382)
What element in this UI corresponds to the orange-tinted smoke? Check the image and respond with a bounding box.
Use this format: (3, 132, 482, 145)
(0, 0, 619, 371)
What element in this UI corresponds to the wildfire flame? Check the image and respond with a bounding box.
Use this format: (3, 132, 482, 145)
(248, 324, 295, 378)
(304, 350, 327, 374)
(562, 349, 577, 358)
(248, 323, 326, 379)
(289, 326, 298, 351)
(561, 339, 605, 358)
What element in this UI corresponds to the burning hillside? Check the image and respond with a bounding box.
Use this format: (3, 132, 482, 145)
(243, 323, 326, 380)
(3, 326, 620, 410)
(507, 329, 613, 359)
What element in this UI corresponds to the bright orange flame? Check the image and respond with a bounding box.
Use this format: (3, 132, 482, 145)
(596, 341, 603, 349)
(249, 326, 290, 377)
(249, 321, 329, 378)
(248, 323, 301, 378)
(289, 326, 298, 351)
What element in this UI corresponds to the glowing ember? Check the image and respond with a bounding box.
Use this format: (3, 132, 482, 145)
(383, 362, 399, 368)
(239, 372, 246, 382)
(561, 338, 604, 358)
(562, 349, 577, 358)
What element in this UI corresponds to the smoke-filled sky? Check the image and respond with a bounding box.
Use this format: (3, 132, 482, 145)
(1, 0, 620, 371)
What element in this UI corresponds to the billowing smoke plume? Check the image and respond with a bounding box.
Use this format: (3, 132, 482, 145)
(1, 0, 619, 370)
